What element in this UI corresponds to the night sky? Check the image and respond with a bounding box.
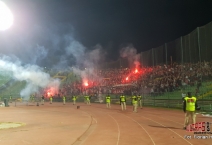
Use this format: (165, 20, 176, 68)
(1, 0, 212, 67)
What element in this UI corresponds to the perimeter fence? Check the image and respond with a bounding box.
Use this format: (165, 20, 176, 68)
(101, 21, 212, 69)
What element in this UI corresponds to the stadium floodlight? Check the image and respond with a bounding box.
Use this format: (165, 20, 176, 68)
(0, 1, 14, 31)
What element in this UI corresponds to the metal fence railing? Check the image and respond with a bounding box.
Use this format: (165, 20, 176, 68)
(102, 21, 212, 69)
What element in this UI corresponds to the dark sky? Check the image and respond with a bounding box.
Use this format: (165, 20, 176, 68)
(2, 0, 212, 65)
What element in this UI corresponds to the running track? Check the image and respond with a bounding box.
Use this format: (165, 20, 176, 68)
(0, 102, 211, 145)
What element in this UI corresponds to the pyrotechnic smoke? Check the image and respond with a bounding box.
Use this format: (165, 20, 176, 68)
(72, 44, 105, 84)
(0, 55, 60, 99)
(120, 44, 141, 68)
(0, 23, 105, 95)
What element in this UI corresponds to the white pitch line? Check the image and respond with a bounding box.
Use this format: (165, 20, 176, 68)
(108, 114, 120, 145)
(140, 115, 193, 145)
(124, 115, 156, 145)
(141, 110, 211, 137)
(93, 117, 98, 124)
(71, 110, 97, 145)
(76, 116, 96, 145)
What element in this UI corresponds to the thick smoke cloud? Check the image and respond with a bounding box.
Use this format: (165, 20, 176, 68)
(72, 44, 105, 84)
(119, 44, 141, 68)
(0, 22, 106, 97)
(0, 55, 60, 99)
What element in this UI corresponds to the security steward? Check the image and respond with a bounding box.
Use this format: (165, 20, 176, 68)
(10, 95, 12, 103)
(137, 94, 142, 109)
(72, 95, 77, 105)
(85, 95, 91, 105)
(131, 94, 137, 111)
(50, 95, 53, 104)
(105, 94, 111, 108)
(183, 92, 200, 129)
(120, 94, 126, 111)
(63, 95, 66, 105)
(31, 94, 35, 103)
(41, 95, 45, 105)
(133, 97, 138, 112)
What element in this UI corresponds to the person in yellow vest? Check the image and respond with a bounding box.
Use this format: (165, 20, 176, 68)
(183, 92, 200, 130)
(72, 95, 77, 105)
(131, 94, 137, 111)
(120, 94, 126, 111)
(50, 95, 53, 104)
(31, 95, 35, 103)
(133, 97, 138, 113)
(105, 94, 111, 108)
(84, 95, 90, 105)
(63, 95, 66, 105)
(10, 95, 12, 103)
(137, 94, 142, 109)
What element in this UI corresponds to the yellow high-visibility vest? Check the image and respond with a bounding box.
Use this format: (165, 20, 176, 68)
(133, 100, 138, 104)
(106, 96, 110, 103)
(120, 96, 125, 102)
(72, 96, 76, 100)
(86, 96, 90, 100)
(132, 96, 136, 103)
(184, 96, 196, 111)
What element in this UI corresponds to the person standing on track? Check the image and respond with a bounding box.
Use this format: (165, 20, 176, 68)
(120, 94, 126, 111)
(62, 94, 66, 105)
(183, 92, 200, 130)
(137, 94, 142, 109)
(41, 95, 45, 105)
(133, 97, 138, 112)
(31, 94, 35, 103)
(131, 93, 137, 111)
(105, 94, 111, 108)
(72, 95, 77, 105)
(10, 95, 12, 103)
(50, 95, 53, 104)
(85, 95, 91, 105)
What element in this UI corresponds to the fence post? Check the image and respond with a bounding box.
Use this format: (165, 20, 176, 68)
(143, 93, 145, 106)
(197, 27, 201, 63)
(165, 43, 167, 65)
(152, 48, 154, 67)
(168, 93, 169, 108)
(188, 34, 191, 63)
(181, 36, 183, 64)
(153, 95, 155, 106)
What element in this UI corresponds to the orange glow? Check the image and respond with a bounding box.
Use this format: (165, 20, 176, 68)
(45, 87, 58, 97)
(135, 69, 138, 73)
(84, 82, 88, 86)
(126, 77, 129, 81)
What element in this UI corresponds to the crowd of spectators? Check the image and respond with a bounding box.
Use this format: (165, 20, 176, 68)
(60, 61, 212, 96)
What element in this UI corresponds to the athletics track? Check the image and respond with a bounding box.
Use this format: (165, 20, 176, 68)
(0, 102, 211, 145)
